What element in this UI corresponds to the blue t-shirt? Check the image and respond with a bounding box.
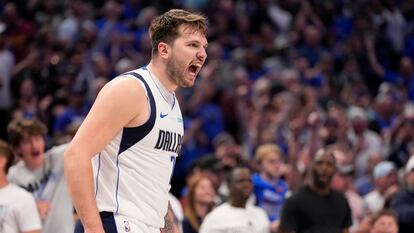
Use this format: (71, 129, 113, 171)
(252, 173, 288, 221)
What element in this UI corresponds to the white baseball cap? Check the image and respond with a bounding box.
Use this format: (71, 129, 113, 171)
(373, 161, 395, 179)
(405, 156, 414, 174)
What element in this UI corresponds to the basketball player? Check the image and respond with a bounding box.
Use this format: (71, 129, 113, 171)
(64, 9, 208, 233)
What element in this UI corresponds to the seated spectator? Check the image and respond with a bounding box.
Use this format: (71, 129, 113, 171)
(355, 152, 383, 196)
(364, 161, 399, 214)
(332, 163, 368, 231)
(6, 118, 74, 233)
(180, 155, 225, 205)
(390, 156, 414, 233)
(182, 173, 216, 233)
(370, 209, 399, 233)
(0, 139, 41, 233)
(200, 165, 270, 233)
(252, 143, 288, 232)
(347, 106, 383, 179)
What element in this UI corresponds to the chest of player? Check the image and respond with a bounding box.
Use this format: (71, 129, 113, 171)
(151, 102, 184, 154)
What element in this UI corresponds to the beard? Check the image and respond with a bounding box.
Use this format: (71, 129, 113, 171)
(165, 53, 194, 88)
(312, 170, 332, 189)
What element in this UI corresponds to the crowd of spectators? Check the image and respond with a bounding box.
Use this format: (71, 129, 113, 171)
(1, 0, 414, 232)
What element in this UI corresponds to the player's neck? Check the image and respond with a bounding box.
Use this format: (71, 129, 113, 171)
(147, 61, 177, 92)
(0, 175, 8, 188)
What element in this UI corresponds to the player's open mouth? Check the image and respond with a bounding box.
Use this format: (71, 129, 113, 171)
(188, 64, 202, 76)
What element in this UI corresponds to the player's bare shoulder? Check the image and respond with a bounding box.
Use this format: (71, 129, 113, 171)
(99, 74, 150, 127)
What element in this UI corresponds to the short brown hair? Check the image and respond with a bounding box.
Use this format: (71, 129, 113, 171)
(0, 139, 15, 174)
(7, 118, 47, 148)
(149, 9, 207, 55)
(371, 209, 398, 225)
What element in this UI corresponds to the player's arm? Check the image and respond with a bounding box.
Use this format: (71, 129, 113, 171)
(160, 201, 180, 233)
(64, 77, 147, 233)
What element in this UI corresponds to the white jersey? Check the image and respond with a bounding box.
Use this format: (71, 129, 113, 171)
(92, 67, 184, 228)
(0, 184, 42, 233)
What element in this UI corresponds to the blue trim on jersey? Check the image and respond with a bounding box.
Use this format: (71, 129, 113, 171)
(117, 71, 157, 155)
(172, 95, 176, 110)
(74, 212, 118, 233)
(95, 153, 101, 197)
(113, 71, 157, 213)
(143, 66, 177, 110)
(115, 154, 120, 213)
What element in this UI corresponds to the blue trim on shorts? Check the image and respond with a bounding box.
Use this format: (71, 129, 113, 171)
(74, 212, 118, 233)
(95, 153, 101, 197)
(115, 154, 120, 213)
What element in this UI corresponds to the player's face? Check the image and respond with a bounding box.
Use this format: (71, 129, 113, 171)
(166, 25, 207, 87)
(17, 135, 45, 170)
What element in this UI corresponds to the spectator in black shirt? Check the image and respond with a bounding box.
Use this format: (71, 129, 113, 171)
(279, 146, 352, 233)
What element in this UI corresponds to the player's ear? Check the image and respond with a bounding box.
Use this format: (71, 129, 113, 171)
(158, 42, 170, 59)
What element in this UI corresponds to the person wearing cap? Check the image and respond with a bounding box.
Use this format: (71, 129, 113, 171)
(332, 148, 372, 233)
(389, 156, 414, 233)
(364, 161, 399, 214)
(332, 162, 369, 232)
(347, 106, 384, 179)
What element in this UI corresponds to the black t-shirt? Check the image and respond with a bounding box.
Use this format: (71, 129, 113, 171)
(279, 185, 352, 233)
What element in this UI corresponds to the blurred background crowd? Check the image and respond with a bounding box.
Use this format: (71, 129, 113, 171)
(1, 0, 414, 232)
